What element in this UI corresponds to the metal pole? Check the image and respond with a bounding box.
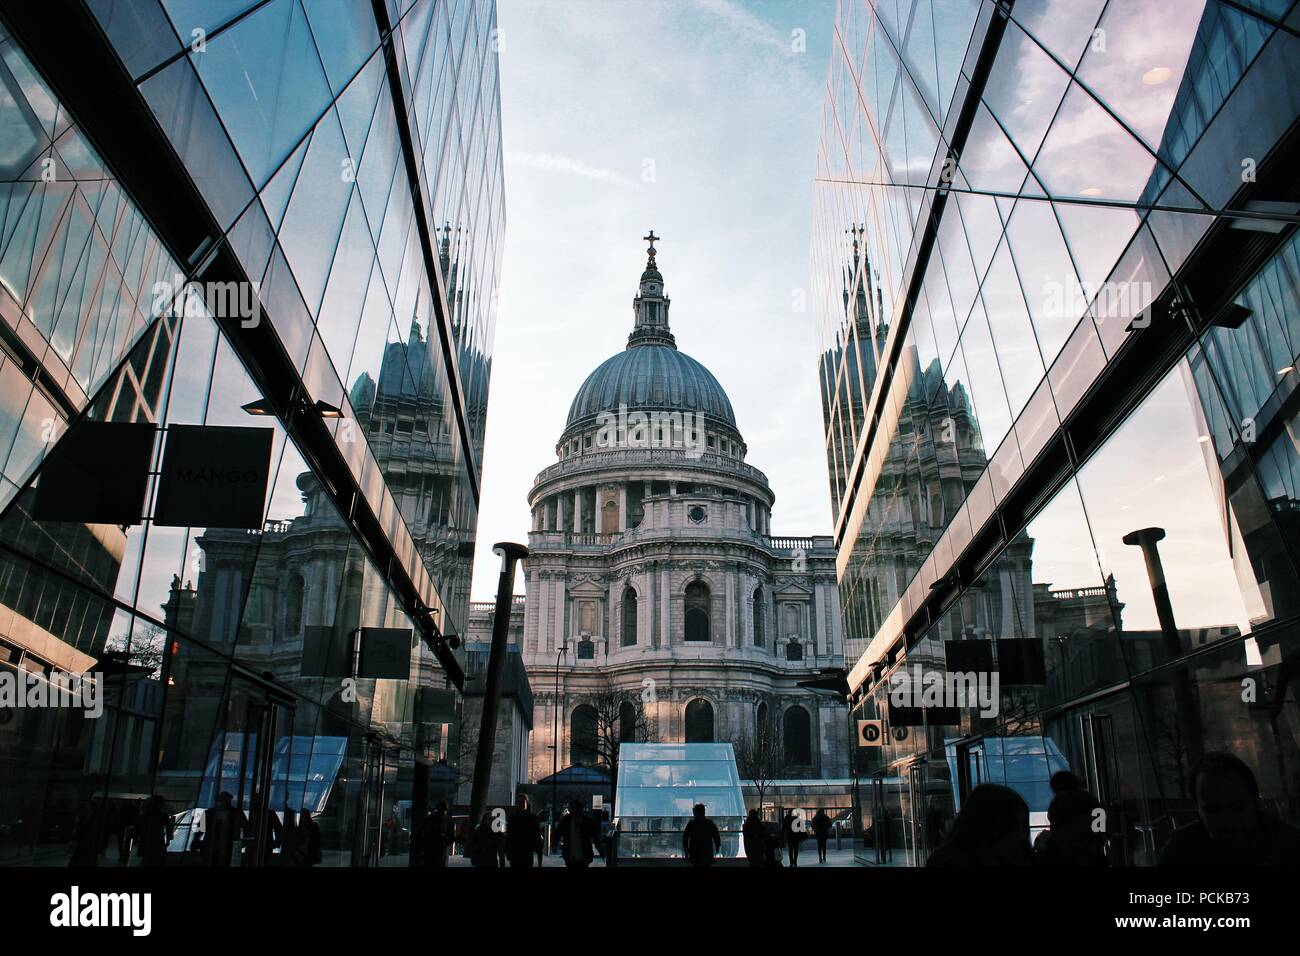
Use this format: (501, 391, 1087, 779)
(1122, 527, 1204, 767)
(468, 542, 528, 827)
(551, 642, 566, 836)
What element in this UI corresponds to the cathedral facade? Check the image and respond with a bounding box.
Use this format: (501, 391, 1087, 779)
(506, 236, 851, 809)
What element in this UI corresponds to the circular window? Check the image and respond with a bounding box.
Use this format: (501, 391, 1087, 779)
(688, 506, 706, 524)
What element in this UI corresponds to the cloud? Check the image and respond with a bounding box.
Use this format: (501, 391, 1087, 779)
(503, 150, 637, 187)
(692, 0, 794, 56)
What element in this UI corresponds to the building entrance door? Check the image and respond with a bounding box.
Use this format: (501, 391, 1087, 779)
(955, 738, 987, 802)
(868, 774, 890, 864)
(352, 733, 397, 866)
(901, 757, 931, 866)
(216, 670, 296, 867)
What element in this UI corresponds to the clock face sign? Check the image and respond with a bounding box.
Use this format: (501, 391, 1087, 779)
(857, 719, 883, 747)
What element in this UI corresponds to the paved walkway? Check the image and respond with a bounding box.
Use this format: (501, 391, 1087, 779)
(435, 843, 866, 867)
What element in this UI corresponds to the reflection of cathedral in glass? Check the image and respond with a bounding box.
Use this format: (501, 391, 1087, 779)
(815, 0, 1300, 867)
(0, 0, 503, 867)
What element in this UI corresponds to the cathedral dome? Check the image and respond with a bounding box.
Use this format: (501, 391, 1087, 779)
(563, 233, 737, 436)
(565, 345, 736, 431)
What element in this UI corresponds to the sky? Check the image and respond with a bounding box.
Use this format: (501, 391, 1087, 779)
(470, 0, 838, 600)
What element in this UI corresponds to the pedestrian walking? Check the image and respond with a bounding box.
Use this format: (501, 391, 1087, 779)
(682, 803, 722, 867)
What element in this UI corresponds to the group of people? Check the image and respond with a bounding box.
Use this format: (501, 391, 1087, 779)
(192, 792, 322, 867)
(924, 752, 1300, 867)
(735, 806, 836, 867)
(65, 791, 322, 867)
(451, 795, 603, 868)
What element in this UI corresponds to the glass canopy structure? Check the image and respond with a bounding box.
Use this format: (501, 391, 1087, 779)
(612, 743, 746, 863)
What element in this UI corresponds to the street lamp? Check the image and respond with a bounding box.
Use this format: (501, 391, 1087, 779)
(551, 640, 569, 830)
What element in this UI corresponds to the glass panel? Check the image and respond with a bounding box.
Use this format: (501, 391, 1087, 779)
(1076, 363, 1258, 662)
(1035, 83, 1164, 202)
(191, 0, 332, 189)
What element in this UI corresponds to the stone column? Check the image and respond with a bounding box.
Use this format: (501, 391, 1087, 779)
(660, 566, 671, 647)
(574, 487, 584, 535)
(725, 569, 735, 648)
(538, 572, 550, 653)
(814, 583, 826, 658)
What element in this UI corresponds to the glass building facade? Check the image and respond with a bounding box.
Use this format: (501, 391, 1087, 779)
(812, 0, 1300, 865)
(0, 0, 503, 866)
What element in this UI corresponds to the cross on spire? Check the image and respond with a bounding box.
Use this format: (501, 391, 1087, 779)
(643, 229, 660, 255)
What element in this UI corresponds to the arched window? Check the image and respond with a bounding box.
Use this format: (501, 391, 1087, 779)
(285, 573, 304, 635)
(570, 704, 598, 766)
(756, 701, 768, 730)
(785, 640, 803, 661)
(621, 587, 637, 647)
(619, 701, 637, 743)
(684, 698, 714, 743)
(685, 582, 710, 642)
(752, 587, 764, 647)
(783, 705, 811, 766)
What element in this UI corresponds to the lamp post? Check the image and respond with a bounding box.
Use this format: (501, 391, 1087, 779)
(468, 542, 527, 827)
(1122, 526, 1204, 766)
(551, 640, 568, 827)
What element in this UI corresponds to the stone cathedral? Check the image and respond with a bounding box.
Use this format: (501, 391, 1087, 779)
(478, 234, 851, 811)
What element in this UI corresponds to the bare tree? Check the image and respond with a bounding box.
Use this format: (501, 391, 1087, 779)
(585, 683, 655, 811)
(103, 621, 167, 677)
(735, 711, 786, 812)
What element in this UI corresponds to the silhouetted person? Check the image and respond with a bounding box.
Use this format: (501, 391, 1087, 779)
(1035, 789, 1107, 867)
(558, 800, 597, 868)
(1034, 770, 1087, 854)
(812, 808, 832, 863)
(682, 803, 721, 867)
(468, 812, 499, 867)
(423, 801, 453, 867)
(876, 806, 893, 862)
(280, 810, 298, 867)
(244, 796, 281, 866)
(385, 810, 402, 856)
(68, 798, 104, 867)
(136, 795, 173, 868)
(202, 792, 247, 867)
(1050, 770, 1084, 793)
(928, 784, 1032, 867)
(1158, 752, 1300, 866)
(742, 809, 769, 867)
(781, 809, 805, 867)
(505, 795, 542, 867)
(116, 801, 138, 865)
(293, 809, 322, 867)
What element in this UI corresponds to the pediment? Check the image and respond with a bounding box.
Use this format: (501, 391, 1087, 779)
(568, 579, 607, 597)
(772, 582, 813, 601)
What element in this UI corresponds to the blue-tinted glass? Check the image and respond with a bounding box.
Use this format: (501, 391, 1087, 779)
(303, 0, 379, 94)
(192, 0, 332, 188)
(982, 22, 1071, 162)
(139, 57, 255, 230)
(277, 111, 353, 316)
